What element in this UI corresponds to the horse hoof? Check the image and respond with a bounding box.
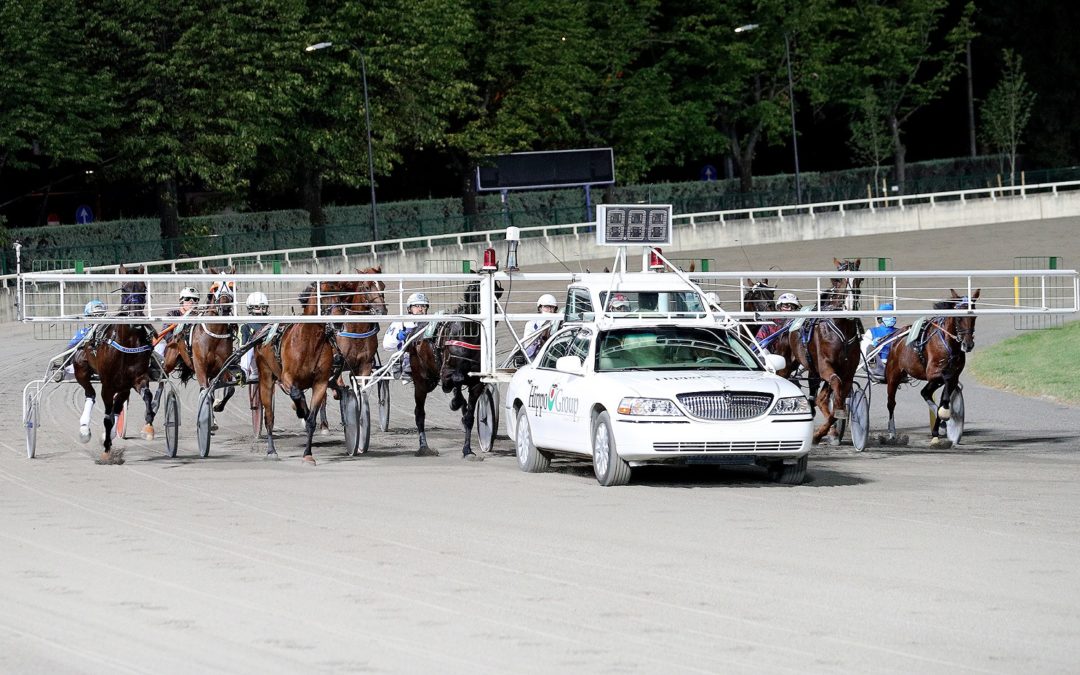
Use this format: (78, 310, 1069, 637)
(143, 424, 155, 441)
(820, 434, 840, 447)
(265, 451, 279, 461)
(415, 445, 439, 457)
(937, 406, 951, 420)
(302, 455, 317, 465)
(929, 437, 952, 449)
(463, 452, 484, 462)
(450, 397, 464, 411)
(833, 409, 848, 420)
(79, 426, 91, 444)
(319, 427, 330, 437)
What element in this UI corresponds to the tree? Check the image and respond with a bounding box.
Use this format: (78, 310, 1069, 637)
(980, 49, 1035, 188)
(823, 0, 975, 191)
(0, 0, 116, 181)
(848, 91, 892, 196)
(88, 0, 307, 250)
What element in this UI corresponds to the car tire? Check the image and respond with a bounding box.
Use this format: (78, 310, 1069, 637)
(515, 407, 549, 473)
(592, 411, 630, 486)
(767, 455, 807, 485)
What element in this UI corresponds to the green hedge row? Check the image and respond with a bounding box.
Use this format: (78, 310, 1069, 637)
(6, 157, 1076, 274)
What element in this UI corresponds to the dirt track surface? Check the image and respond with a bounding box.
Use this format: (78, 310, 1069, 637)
(2, 218, 1079, 673)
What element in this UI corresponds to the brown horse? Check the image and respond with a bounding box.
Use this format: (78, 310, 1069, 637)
(885, 290, 980, 446)
(787, 279, 862, 444)
(330, 267, 386, 385)
(169, 280, 239, 416)
(254, 281, 336, 463)
(73, 265, 158, 463)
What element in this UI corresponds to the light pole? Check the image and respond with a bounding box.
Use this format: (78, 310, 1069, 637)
(734, 24, 802, 205)
(306, 41, 379, 241)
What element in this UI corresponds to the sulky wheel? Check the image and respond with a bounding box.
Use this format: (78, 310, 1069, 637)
(196, 389, 214, 459)
(164, 388, 180, 458)
(24, 389, 38, 459)
(476, 385, 498, 453)
(946, 385, 965, 445)
(377, 379, 390, 432)
(847, 381, 871, 451)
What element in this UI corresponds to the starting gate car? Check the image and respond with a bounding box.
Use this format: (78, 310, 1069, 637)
(504, 313, 813, 487)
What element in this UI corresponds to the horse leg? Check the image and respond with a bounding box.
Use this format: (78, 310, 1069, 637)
(141, 383, 156, 441)
(460, 384, 483, 460)
(213, 381, 236, 413)
(920, 379, 947, 445)
(261, 376, 279, 459)
(812, 386, 835, 444)
(75, 362, 96, 444)
(414, 388, 438, 457)
(449, 385, 466, 412)
(302, 382, 328, 465)
(318, 393, 331, 436)
(99, 386, 116, 462)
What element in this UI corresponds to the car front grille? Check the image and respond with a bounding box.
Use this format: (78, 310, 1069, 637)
(653, 440, 804, 453)
(676, 392, 773, 420)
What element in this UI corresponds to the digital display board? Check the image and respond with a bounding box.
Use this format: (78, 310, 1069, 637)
(596, 205, 672, 246)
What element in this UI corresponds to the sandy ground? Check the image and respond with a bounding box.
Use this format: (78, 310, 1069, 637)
(1, 218, 1079, 673)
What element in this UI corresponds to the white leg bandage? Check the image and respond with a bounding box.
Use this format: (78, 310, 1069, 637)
(80, 398, 95, 427)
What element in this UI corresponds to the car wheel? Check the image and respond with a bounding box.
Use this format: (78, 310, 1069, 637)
(515, 407, 549, 473)
(592, 411, 630, 486)
(767, 455, 807, 485)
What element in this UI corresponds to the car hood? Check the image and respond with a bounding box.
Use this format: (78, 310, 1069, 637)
(595, 370, 801, 398)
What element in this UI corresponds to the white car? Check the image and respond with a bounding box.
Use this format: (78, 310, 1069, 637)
(503, 318, 813, 486)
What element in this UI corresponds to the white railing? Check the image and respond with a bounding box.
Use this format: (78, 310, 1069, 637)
(6, 177, 1080, 286)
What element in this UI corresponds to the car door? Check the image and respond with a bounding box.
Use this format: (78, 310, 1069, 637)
(545, 328, 593, 451)
(527, 331, 576, 449)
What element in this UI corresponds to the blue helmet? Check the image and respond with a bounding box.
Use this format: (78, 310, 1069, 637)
(878, 302, 896, 327)
(84, 300, 107, 317)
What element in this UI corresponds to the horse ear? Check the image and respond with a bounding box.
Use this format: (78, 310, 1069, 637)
(833, 258, 841, 267)
(972, 288, 981, 300)
(950, 289, 960, 298)
(373, 265, 382, 274)
(762, 278, 769, 286)
(689, 261, 695, 273)
(603, 267, 610, 273)
(854, 258, 861, 268)
(119, 264, 127, 274)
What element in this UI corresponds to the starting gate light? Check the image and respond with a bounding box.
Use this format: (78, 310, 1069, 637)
(482, 247, 498, 271)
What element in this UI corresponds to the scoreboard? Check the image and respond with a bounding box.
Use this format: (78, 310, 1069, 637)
(596, 205, 672, 247)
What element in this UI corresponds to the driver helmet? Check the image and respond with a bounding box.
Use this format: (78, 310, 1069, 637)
(878, 302, 897, 328)
(609, 293, 630, 312)
(536, 293, 558, 311)
(179, 287, 200, 303)
(776, 292, 800, 310)
(406, 292, 429, 309)
(84, 299, 107, 317)
(246, 291, 270, 315)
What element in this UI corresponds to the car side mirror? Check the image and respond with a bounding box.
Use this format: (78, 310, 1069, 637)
(555, 355, 584, 375)
(763, 353, 786, 372)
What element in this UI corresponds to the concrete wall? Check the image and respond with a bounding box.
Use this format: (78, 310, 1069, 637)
(5, 190, 1078, 323)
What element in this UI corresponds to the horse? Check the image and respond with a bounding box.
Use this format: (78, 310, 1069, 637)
(742, 278, 775, 314)
(884, 289, 980, 447)
(786, 278, 862, 444)
(326, 268, 386, 410)
(834, 258, 863, 310)
(72, 265, 158, 463)
(253, 280, 337, 463)
(171, 277, 239, 417)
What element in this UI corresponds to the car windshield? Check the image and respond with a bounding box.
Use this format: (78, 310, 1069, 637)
(595, 326, 760, 371)
(600, 291, 705, 316)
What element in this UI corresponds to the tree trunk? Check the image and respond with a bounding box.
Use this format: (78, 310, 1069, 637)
(460, 169, 478, 229)
(890, 115, 906, 194)
(301, 165, 325, 247)
(157, 179, 179, 259)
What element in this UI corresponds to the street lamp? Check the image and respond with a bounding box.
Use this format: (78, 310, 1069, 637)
(734, 24, 802, 205)
(306, 41, 379, 241)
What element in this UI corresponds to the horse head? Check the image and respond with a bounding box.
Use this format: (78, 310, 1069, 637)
(822, 277, 852, 310)
(208, 267, 237, 314)
(298, 280, 338, 316)
(742, 278, 774, 314)
(833, 258, 863, 310)
(356, 267, 387, 316)
(117, 264, 148, 316)
(950, 288, 980, 352)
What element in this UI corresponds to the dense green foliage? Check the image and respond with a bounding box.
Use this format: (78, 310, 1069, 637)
(0, 0, 1069, 247)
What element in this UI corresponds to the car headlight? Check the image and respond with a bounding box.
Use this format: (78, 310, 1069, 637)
(770, 395, 812, 415)
(617, 397, 684, 416)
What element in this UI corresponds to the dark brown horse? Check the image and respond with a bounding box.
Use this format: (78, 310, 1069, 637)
(438, 279, 503, 459)
(885, 290, 980, 446)
(787, 279, 862, 444)
(253, 281, 336, 463)
(73, 265, 158, 463)
(171, 279, 238, 415)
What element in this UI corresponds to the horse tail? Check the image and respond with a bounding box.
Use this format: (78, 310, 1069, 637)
(177, 357, 195, 385)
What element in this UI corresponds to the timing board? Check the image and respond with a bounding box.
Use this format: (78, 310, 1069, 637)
(596, 204, 673, 247)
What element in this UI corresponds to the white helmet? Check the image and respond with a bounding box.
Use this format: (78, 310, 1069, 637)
(537, 293, 558, 310)
(406, 292, 429, 308)
(246, 291, 269, 315)
(179, 287, 200, 302)
(776, 292, 800, 308)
